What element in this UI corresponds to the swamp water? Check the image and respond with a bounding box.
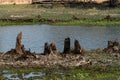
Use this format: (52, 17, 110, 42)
(0, 24, 120, 79)
(0, 68, 120, 79)
(0, 24, 120, 53)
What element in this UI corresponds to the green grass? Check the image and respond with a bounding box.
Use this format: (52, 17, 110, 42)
(55, 20, 120, 26)
(0, 50, 120, 79)
(0, 4, 120, 26)
(0, 21, 36, 26)
(1, 66, 120, 80)
(1, 19, 120, 26)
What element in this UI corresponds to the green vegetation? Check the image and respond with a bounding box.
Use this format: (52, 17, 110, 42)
(0, 49, 120, 79)
(0, 4, 120, 26)
(0, 21, 36, 26)
(0, 3, 120, 80)
(1, 66, 120, 80)
(56, 20, 120, 26)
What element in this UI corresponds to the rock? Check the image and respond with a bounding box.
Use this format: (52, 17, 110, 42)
(63, 38, 71, 53)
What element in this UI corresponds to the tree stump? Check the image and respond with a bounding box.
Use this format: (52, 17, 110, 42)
(15, 32, 24, 55)
(3, 32, 36, 60)
(113, 39, 119, 46)
(113, 39, 120, 52)
(49, 42, 57, 54)
(104, 39, 120, 53)
(43, 42, 57, 55)
(74, 40, 82, 54)
(44, 42, 50, 55)
(63, 37, 71, 53)
(108, 40, 113, 48)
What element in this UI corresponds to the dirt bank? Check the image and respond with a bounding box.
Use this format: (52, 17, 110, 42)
(0, 32, 120, 69)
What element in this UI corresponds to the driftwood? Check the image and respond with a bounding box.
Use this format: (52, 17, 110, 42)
(63, 38, 71, 53)
(74, 40, 82, 54)
(104, 39, 120, 53)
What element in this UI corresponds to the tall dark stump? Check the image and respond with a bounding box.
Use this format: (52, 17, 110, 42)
(63, 38, 71, 53)
(74, 40, 82, 54)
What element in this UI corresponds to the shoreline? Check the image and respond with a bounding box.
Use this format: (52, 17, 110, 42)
(0, 19, 120, 26)
(0, 49, 120, 72)
(0, 32, 120, 79)
(0, 32, 120, 71)
(0, 4, 120, 27)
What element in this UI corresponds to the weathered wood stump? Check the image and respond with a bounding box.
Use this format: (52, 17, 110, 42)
(49, 42, 57, 54)
(108, 40, 114, 48)
(113, 40, 120, 53)
(44, 42, 50, 55)
(104, 39, 120, 53)
(4, 32, 36, 60)
(15, 32, 24, 55)
(113, 39, 119, 46)
(43, 42, 57, 55)
(63, 38, 71, 53)
(74, 40, 82, 54)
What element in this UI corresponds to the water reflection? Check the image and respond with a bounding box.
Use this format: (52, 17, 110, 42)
(0, 25, 120, 53)
(23, 72, 45, 78)
(2, 71, 46, 79)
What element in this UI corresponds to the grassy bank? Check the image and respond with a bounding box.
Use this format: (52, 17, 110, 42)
(0, 49, 120, 79)
(1, 20, 120, 26)
(0, 4, 120, 26)
(1, 66, 120, 80)
(56, 20, 120, 26)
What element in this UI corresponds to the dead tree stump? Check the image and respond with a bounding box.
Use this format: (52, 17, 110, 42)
(43, 42, 57, 55)
(15, 32, 24, 55)
(104, 39, 120, 53)
(108, 40, 113, 48)
(49, 42, 57, 54)
(63, 38, 71, 53)
(4, 32, 36, 60)
(44, 42, 50, 55)
(113, 39, 119, 46)
(113, 39, 120, 52)
(74, 40, 82, 54)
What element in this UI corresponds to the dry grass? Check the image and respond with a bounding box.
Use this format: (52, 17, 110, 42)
(0, 4, 120, 20)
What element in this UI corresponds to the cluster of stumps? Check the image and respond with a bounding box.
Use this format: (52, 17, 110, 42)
(3, 32, 83, 61)
(104, 39, 120, 54)
(43, 37, 83, 55)
(3, 32, 120, 61)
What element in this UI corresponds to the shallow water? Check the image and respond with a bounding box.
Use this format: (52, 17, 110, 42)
(1, 70, 46, 79)
(1, 69, 120, 80)
(0, 25, 120, 53)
